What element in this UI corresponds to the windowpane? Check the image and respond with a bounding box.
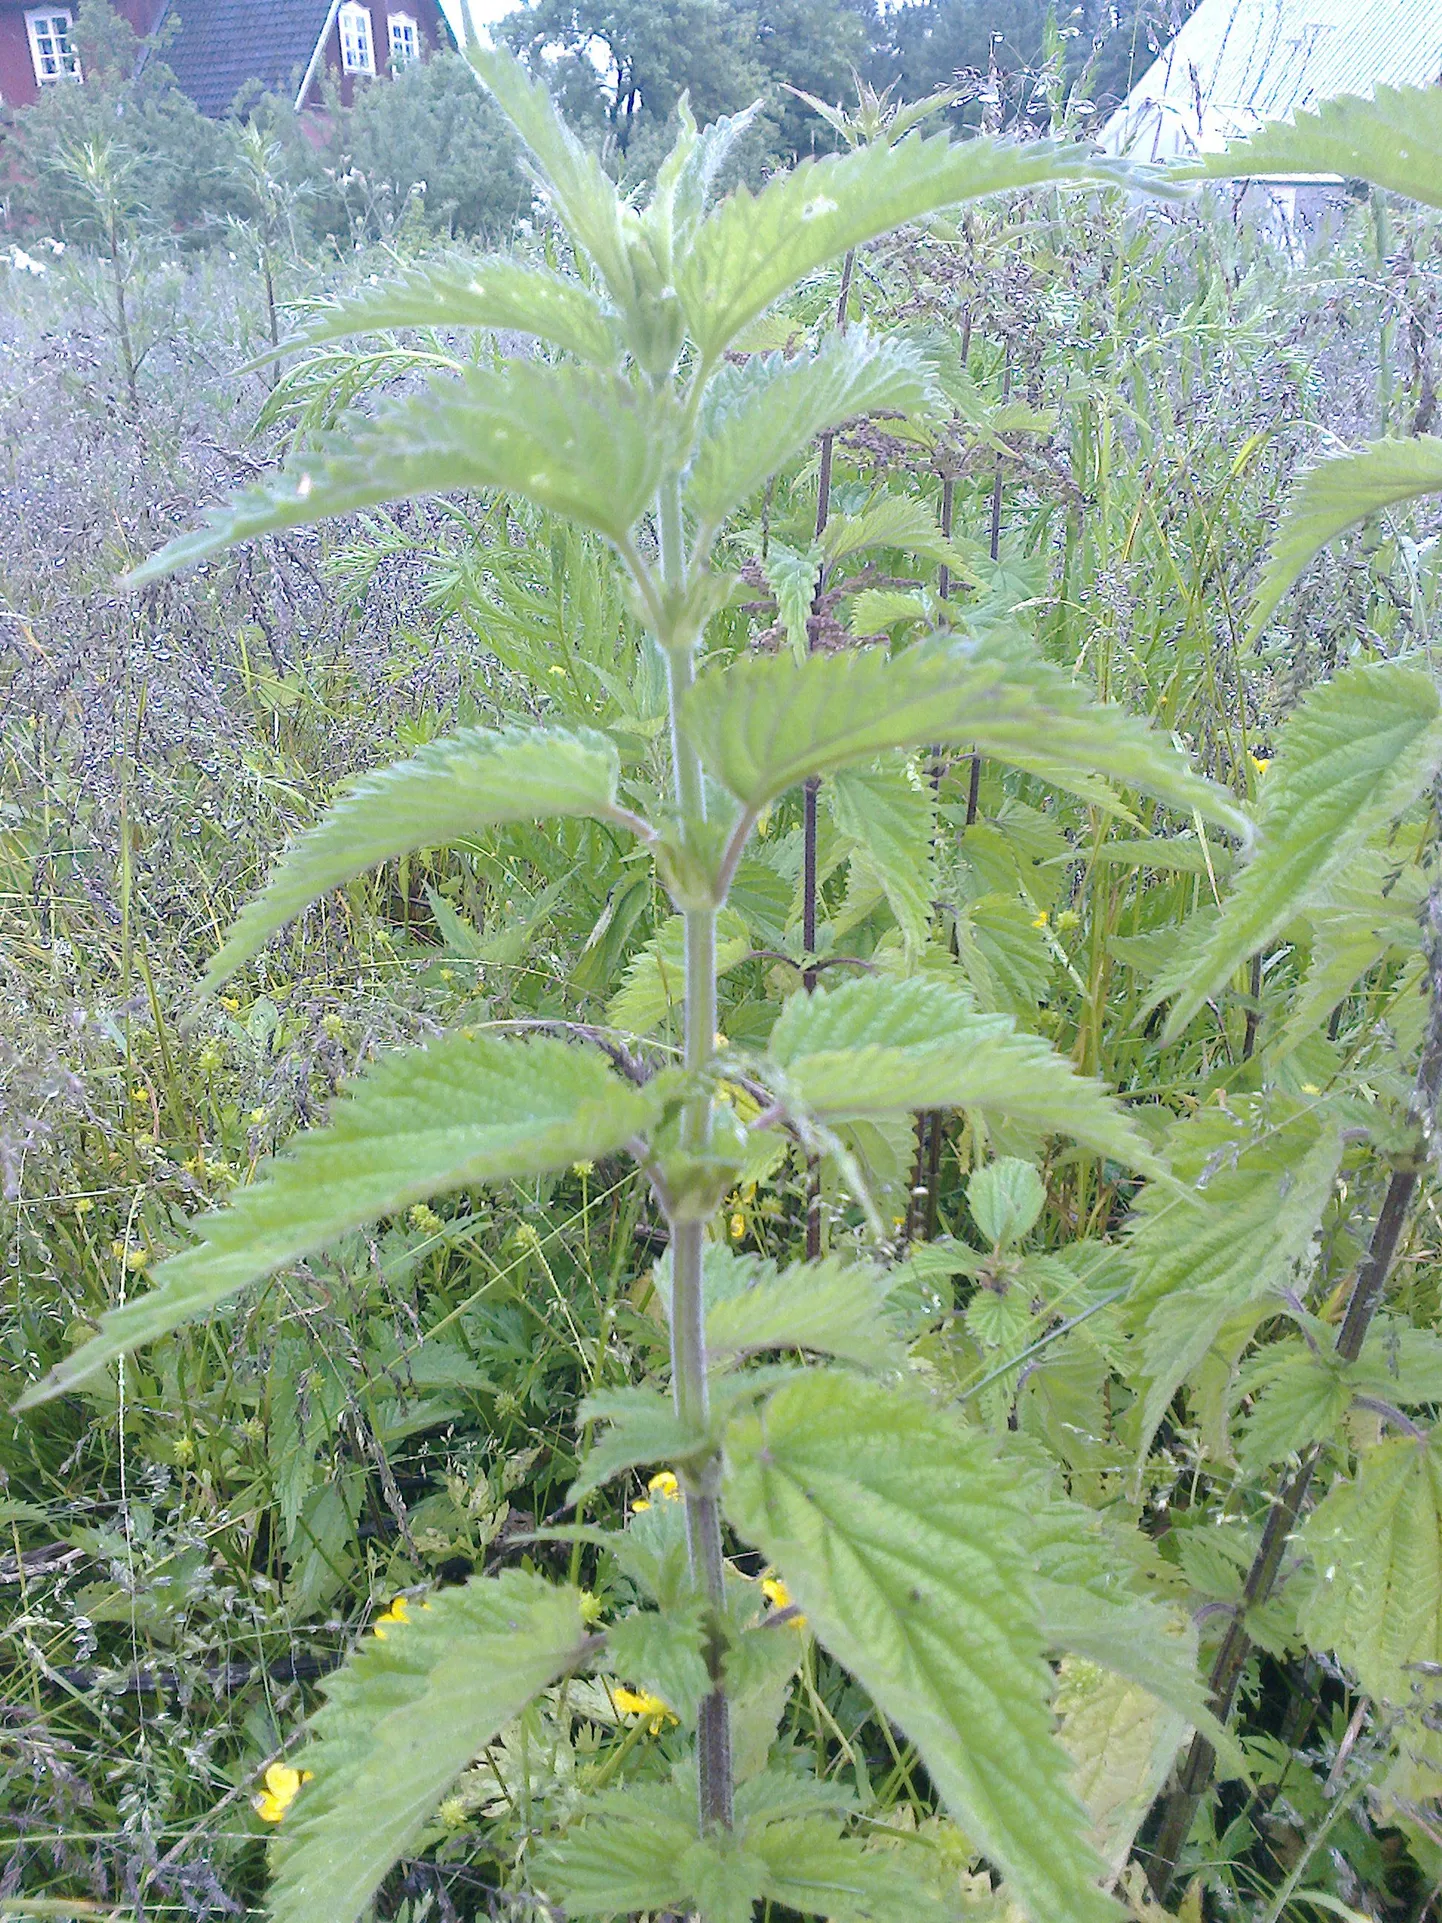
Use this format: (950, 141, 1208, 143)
(26, 8, 80, 83)
(388, 13, 418, 68)
(338, 3, 374, 74)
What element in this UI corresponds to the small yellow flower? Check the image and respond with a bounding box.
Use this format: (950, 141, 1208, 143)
(1250, 753, 1271, 775)
(219, 996, 241, 1014)
(1031, 911, 1048, 930)
(373, 1596, 412, 1638)
(729, 1211, 745, 1240)
(1301, 1082, 1320, 1096)
(714, 1031, 727, 1049)
(73, 1197, 93, 1217)
(254, 1762, 312, 1823)
(647, 1470, 680, 1500)
(761, 1571, 807, 1629)
(612, 1685, 677, 1732)
(548, 664, 567, 677)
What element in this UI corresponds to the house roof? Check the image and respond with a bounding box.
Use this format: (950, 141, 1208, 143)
(1100, 0, 1442, 163)
(153, 0, 334, 116)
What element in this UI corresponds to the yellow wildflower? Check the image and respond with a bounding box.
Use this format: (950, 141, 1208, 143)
(1031, 911, 1048, 930)
(633, 1469, 681, 1513)
(730, 1211, 746, 1240)
(254, 1762, 312, 1823)
(549, 664, 567, 677)
(373, 1595, 415, 1638)
(219, 996, 241, 1014)
(73, 1197, 93, 1216)
(761, 1571, 807, 1629)
(1250, 753, 1271, 775)
(612, 1685, 677, 1733)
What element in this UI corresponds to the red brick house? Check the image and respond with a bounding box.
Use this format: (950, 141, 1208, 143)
(0, 0, 452, 114)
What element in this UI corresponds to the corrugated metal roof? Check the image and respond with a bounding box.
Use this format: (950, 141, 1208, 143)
(1101, 0, 1442, 162)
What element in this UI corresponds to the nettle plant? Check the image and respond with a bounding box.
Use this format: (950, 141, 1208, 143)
(42, 49, 1442, 1923)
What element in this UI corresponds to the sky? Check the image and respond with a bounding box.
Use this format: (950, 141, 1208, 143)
(436, 0, 516, 41)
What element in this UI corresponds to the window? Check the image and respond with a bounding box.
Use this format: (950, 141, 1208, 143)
(387, 12, 419, 69)
(26, 8, 80, 84)
(338, 3, 374, 75)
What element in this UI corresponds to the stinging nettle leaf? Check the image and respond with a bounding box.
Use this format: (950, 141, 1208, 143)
(724, 1371, 1120, 1923)
(1123, 1099, 1345, 1457)
(683, 633, 1249, 836)
(687, 332, 937, 534)
(1158, 662, 1442, 1041)
(679, 127, 1130, 362)
(1302, 1430, 1442, 1705)
(205, 726, 630, 988)
(1184, 83, 1442, 211)
(268, 1571, 588, 1923)
(125, 362, 672, 585)
(18, 1037, 661, 1406)
(703, 1254, 907, 1371)
(277, 255, 621, 366)
(1245, 437, 1442, 642)
(766, 975, 1162, 1176)
(465, 45, 635, 312)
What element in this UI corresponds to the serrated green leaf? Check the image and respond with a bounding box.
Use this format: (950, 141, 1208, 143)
(1232, 1343, 1354, 1479)
(606, 907, 751, 1034)
(1245, 438, 1442, 642)
(678, 127, 1129, 361)
(762, 542, 823, 660)
(280, 255, 620, 365)
(1159, 663, 1442, 1040)
(606, 1602, 710, 1725)
(823, 491, 974, 573)
(571, 1387, 705, 1503)
(723, 1371, 1119, 1923)
(685, 633, 1248, 834)
(267, 1571, 587, 1923)
(829, 760, 935, 952)
(1276, 849, 1425, 1057)
(1056, 1658, 1189, 1879)
(126, 363, 672, 586)
(1123, 1100, 1345, 1455)
(1356, 1318, 1442, 1406)
(687, 334, 936, 535)
(466, 45, 635, 311)
(766, 976, 1160, 1174)
(1302, 1431, 1442, 1703)
(703, 1254, 906, 1371)
(968, 1157, 1046, 1248)
(19, 1038, 660, 1406)
(750, 1816, 956, 1923)
(1186, 83, 1442, 210)
(205, 727, 627, 989)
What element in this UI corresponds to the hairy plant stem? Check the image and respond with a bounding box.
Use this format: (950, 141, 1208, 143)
(657, 476, 734, 1836)
(1146, 882, 1442, 1899)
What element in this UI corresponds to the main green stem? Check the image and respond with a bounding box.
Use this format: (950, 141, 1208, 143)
(658, 477, 734, 1835)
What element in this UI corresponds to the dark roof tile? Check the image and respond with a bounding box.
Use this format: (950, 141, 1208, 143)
(157, 0, 332, 117)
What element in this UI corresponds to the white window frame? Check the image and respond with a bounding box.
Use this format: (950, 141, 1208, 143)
(25, 8, 81, 84)
(387, 11, 419, 70)
(338, 3, 375, 76)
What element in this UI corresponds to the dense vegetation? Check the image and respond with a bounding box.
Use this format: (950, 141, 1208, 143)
(6, 17, 1442, 1923)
